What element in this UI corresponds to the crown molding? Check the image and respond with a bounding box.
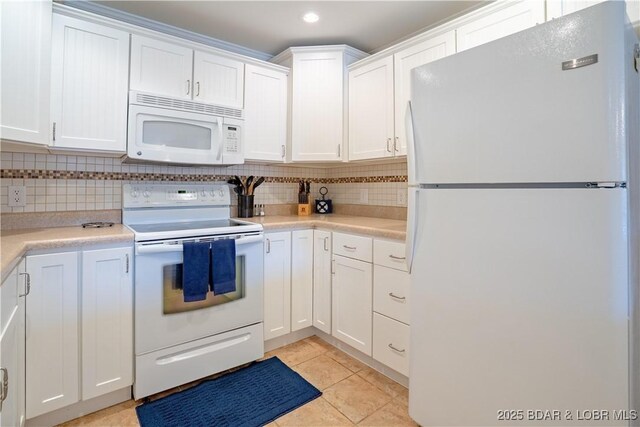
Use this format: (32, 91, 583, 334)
(59, 0, 273, 62)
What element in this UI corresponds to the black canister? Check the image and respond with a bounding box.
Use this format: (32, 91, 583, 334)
(237, 195, 254, 218)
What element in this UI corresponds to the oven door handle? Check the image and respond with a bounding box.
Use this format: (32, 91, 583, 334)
(136, 235, 264, 255)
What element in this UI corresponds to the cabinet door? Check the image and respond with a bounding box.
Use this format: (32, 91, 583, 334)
(0, 0, 51, 146)
(50, 15, 129, 152)
(348, 56, 394, 161)
(244, 64, 288, 162)
(332, 255, 373, 355)
(393, 31, 455, 156)
(313, 230, 332, 334)
(546, 0, 601, 19)
(264, 232, 292, 340)
(26, 252, 79, 419)
(291, 230, 313, 331)
(193, 51, 244, 108)
(456, 1, 545, 52)
(82, 247, 133, 400)
(130, 35, 194, 99)
(0, 304, 18, 427)
(0, 260, 24, 427)
(292, 51, 344, 161)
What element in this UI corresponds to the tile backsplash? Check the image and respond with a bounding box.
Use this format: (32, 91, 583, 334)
(0, 152, 407, 213)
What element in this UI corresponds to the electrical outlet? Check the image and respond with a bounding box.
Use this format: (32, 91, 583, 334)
(8, 185, 26, 207)
(397, 189, 407, 205)
(359, 188, 369, 203)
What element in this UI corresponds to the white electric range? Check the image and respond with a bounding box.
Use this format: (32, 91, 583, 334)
(123, 183, 264, 399)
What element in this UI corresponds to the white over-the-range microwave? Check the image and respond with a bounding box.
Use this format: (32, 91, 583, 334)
(126, 91, 244, 165)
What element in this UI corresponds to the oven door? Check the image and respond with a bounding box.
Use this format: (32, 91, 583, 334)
(128, 104, 224, 165)
(134, 233, 263, 355)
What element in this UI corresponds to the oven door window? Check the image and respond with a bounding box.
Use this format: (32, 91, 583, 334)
(163, 255, 245, 314)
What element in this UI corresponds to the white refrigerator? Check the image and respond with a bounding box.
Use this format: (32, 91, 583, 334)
(406, 2, 639, 426)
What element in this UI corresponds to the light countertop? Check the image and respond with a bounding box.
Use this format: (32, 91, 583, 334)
(241, 214, 407, 241)
(1, 215, 406, 283)
(1, 225, 134, 282)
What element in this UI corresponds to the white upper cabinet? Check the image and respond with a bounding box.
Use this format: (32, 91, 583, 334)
(273, 46, 368, 162)
(130, 35, 193, 99)
(456, 1, 545, 51)
(393, 31, 456, 156)
(193, 51, 244, 108)
(81, 247, 133, 400)
(0, 0, 51, 146)
(348, 31, 455, 162)
(348, 56, 395, 161)
(50, 15, 130, 153)
(547, 0, 639, 24)
(130, 35, 245, 109)
(243, 64, 288, 162)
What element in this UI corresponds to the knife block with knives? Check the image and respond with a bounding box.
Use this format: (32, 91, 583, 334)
(297, 180, 312, 216)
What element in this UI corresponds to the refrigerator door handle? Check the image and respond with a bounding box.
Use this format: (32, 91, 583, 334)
(406, 187, 419, 273)
(405, 101, 417, 185)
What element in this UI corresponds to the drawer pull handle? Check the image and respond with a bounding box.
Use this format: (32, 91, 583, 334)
(389, 292, 406, 301)
(18, 272, 31, 297)
(388, 343, 405, 353)
(0, 367, 8, 405)
(343, 245, 356, 250)
(388, 254, 406, 261)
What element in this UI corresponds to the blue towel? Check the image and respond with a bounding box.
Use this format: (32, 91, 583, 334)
(182, 241, 210, 302)
(211, 238, 236, 294)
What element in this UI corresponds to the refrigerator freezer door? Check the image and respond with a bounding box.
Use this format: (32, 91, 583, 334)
(410, 1, 628, 184)
(409, 188, 629, 426)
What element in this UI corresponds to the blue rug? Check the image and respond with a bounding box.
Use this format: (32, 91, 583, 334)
(135, 357, 322, 427)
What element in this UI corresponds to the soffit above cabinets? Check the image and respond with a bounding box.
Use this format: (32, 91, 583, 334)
(73, 1, 488, 57)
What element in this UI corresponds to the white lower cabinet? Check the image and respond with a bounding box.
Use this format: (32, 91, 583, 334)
(332, 254, 373, 356)
(264, 232, 292, 340)
(291, 230, 313, 331)
(313, 230, 332, 334)
(25, 252, 79, 419)
(373, 265, 410, 325)
(372, 313, 410, 376)
(25, 246, 133, 420)
(0, 260, 26, 427)
(81, 248, 133, 400)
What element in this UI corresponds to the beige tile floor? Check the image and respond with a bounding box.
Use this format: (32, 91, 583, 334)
(60, 336, 416, 427)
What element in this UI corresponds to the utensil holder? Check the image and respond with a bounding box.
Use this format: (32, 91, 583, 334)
(237, 195, 254, 218)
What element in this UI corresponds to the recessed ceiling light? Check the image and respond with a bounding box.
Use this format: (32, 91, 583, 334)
(303, 12, 320, 23)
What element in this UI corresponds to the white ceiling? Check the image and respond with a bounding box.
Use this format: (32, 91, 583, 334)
(87, 1, 488, 56)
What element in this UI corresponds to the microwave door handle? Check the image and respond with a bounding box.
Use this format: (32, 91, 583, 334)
(217, 117, 224, 162)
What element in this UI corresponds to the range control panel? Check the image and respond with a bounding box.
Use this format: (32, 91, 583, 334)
(123, 184, 230, 208)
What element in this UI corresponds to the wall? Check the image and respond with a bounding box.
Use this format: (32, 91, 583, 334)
(0, 152, 407, 215)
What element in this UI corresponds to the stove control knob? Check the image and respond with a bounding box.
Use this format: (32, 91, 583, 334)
(130, 189, 139, 198)
(218, 189, 225, 198)
(209, 189, 216, 197)
(143, 190, 150, 198)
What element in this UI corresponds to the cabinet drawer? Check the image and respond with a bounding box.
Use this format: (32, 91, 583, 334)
(374, 239, 407, 271)
(373, 265, 410, 324)
(333, 232, 372, 262)
(373, 313, 409, 376)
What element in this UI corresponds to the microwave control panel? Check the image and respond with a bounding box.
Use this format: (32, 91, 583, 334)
(224, 125, 240, 154)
